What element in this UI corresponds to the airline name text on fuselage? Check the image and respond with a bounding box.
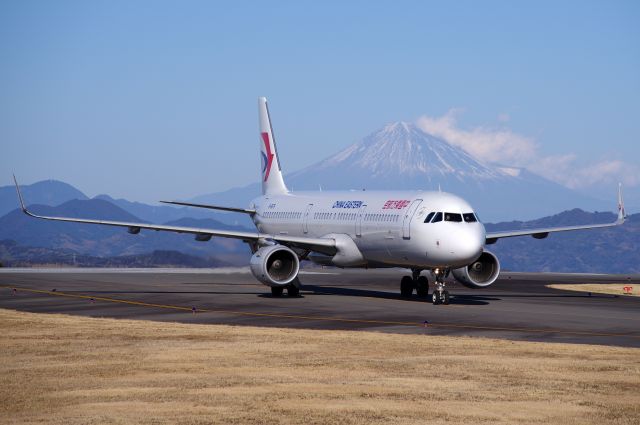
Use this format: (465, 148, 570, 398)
(332, 200, 363, 209)
(382, 200, 411, 209)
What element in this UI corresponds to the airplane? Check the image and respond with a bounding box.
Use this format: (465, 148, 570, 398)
(13, 97, 627, 305)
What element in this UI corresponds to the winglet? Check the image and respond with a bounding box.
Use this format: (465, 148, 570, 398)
(13, 174, 28, 213)
(617, 182, 626, 223)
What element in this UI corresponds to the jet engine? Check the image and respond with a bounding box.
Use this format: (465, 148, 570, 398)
(249, 245, 300, 287)
(452, 251, 500, 288)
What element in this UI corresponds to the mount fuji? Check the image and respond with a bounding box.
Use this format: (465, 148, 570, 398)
(193, 122, 609, 221)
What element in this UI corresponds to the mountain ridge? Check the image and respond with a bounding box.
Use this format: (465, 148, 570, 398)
(0, 199, 249, 261)
(0, 179, 87, 217)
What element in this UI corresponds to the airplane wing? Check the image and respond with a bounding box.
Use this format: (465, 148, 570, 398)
(485, 184, 626, 244)
(159, 200, 256, 215)
(13, 176, 336, 255)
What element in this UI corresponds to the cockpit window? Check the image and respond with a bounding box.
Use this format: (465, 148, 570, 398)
(431, 212, 443, 223)
(463, 213, 477, 223)
(444, 213, 462, 222)
(424, 212, 435, 223)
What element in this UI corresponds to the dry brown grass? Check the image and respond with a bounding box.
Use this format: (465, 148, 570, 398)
(1, 308, 639, 425)
(548, 283, 640, 297)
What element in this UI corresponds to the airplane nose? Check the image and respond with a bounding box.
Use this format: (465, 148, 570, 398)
(454, 228, 484, 262)
(458, 239, 483, 262)
(425, 224, 485, 266)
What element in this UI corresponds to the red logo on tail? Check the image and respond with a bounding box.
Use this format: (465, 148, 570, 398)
(261, 132, 274, 182)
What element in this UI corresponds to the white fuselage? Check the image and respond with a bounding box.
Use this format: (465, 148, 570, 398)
(250, 190, 485, 269)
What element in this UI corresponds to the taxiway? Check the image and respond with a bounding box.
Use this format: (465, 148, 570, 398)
(0, 268, 638, 347)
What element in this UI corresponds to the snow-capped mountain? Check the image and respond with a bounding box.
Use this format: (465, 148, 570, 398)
(306, 122, 505, 181)
(288, 122, 507, 187)
(192, 122, 610, 221)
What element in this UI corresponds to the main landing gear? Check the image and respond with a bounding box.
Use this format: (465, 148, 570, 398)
(400, 269, 430, 299)
(431, 268, 450, 305)
(271, 283, 300, 297)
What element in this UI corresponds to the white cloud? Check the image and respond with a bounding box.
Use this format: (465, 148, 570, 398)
(416, 109, 537, 167)
(532, 157, 640, 189)
(415, 110, 639, 189)
(526, 154, 576, 184)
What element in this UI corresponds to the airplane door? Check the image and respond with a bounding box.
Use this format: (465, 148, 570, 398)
(356, 205, 367, 237)
(402, 199, 423, 239)
(303, 203, 313, 234)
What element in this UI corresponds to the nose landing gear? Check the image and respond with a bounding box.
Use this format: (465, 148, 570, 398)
(431, 268, 450, 305)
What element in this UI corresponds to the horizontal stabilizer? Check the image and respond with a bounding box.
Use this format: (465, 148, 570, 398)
(160, 200, 255, 215)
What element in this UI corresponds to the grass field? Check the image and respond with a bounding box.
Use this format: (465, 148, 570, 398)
(548, 283, 640, 297)
(1, 308, 639, 425)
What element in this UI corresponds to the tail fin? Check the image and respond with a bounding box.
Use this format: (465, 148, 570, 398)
(617, 182, 626, 222)
(258, 97, 288, 195)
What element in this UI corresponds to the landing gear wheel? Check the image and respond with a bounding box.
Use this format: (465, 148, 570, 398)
(400, 276, 414, 298)
(416, 276, 429, 298)
(271, 287, 284, 297)
(430, 268, 451, 306)
(287, 285, 300, 297)
(442, 290, 450, 305)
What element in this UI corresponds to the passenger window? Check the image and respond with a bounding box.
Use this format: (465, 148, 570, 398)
(444, 213, 463, 222)
(431, 212, 443, 223)
(424, 212, 435, 223)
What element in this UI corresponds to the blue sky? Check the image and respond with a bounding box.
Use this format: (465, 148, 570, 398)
(2, 1, 639, 203)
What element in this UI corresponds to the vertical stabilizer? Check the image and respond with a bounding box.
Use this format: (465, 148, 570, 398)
(617, 182, 626, 222)
(258, 97, 288, 195)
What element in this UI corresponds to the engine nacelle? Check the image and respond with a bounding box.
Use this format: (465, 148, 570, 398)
(249, 245, 300, 287)
(452, 251, 500, 288)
